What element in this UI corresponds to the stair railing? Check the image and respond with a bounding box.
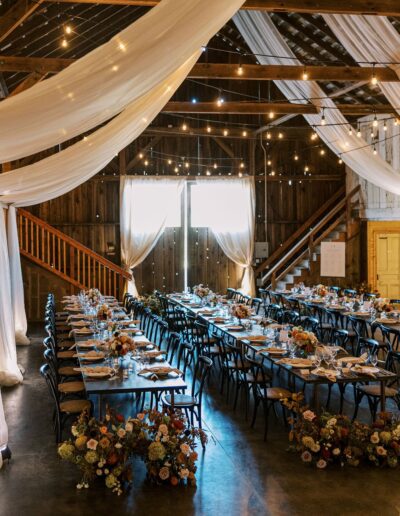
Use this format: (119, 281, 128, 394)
(17, 208, 131, 298)
(258, 185, 360, 289)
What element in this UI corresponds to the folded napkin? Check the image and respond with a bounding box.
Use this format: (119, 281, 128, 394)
(69, 327, 94, 337)
(375, 318, 399, 324)
(70, 320, 91, 327)
(311, 367, 338, 382)
(276, 357, 313, 367)
(138, 366, 182, 381)
(256, 347, 286, 355)
(337, 352, 367, 365)
(352, 365, 380, 377)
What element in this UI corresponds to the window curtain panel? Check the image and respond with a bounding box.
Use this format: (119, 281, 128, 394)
(7, 208, 29, 345)
(0, 207, 23, 386)
(120, 177, 185, 296)
(234, 12, 400, 195)
(0, 0, 244, 163)
(195, 177, 256, 296)
(0, 390, 8, 465)
(323, 15, 400, 116)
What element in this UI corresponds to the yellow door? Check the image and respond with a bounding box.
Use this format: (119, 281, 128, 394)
(376, 233, 400, 298)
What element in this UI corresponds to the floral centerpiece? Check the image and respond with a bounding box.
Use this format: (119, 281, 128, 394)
(107, 331, 136, 357)
(373, 298, 394, 313)
(281, 393, 400, 469)
(97, 303, 112, 321)
(314, 284, 328, 297)
(207, 293, 220, 307)
(230, 303, 253, 320)
(58, 408, 206, 494)
(289, 326, 318, 356)
(86, 288, 101, 306)
(58, 409, 136, 495)
(193, 284, 210, 299)
(140, 409, 207, 486)
(138, 293, 162, 315)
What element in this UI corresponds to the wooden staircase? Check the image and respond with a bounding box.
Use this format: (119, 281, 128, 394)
(255, 185, 360, 290)
(17, 208, 131, 298)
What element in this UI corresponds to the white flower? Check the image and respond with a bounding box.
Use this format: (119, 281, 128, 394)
(71, 426, 79, 437)
(96, 469, 103, 476)
(115, 443, 122, 449)
(117, 428, 126, 438)
(179, 468, 190, 479)
(161, 436, 169, 443)
(316, 459, 327, 469)
(86, 439, 98, 450)
(326, 418, 337, 427)
(76, 483, 83, 490)
(125, 422, 133, 432)
(333, 448, 340, 456)
(370, 432, 380, 444)
(311, 443, 320, 453)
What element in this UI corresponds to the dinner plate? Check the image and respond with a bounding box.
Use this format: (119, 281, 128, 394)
(78, 339, 103, 348)
(75, 366, 114, 378)
(75, 329, 94, 335)
(225, 325, 244, 332)
(353, 365, 380, 374)
(78, 352, 105, 361)
(278, 358, 313, 368)
(311, 368, 340, 377)
(246, 335, 267, 342)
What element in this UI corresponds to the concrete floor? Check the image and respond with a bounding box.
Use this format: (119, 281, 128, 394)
(2, 329, 400, 516)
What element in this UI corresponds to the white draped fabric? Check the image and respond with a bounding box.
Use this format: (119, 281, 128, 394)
(234, 12, 400, 195)
(0, 390, 8, 462)
(323, 15, 400, 114)
(0, 0, 244, 162)
(0, 208, 23, 386)
(120, 177, 185, 297)
(195, 178, 256, 296)
(7, 208, 29, 345)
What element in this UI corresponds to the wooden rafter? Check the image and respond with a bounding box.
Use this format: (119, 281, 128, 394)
(0, 58, 396, 83)
(126, 136, 162, 171)
(0, 0, 43, 44)
(162, 101, 396, 116)
(49, 0, 400, 16)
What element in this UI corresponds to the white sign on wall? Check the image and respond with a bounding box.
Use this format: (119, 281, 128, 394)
(320, 241, 346, 277)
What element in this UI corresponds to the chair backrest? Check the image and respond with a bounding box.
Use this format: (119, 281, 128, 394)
(165, 332, 180, 363)
(176, 341, 194, 378)
(357, 337, 380, 356)
(43, 348, 60, 383)
(251, 298, 263, 315)
(343, 288, 357, 298)
(40, 363, 60, 410)
(226, 288, 236, 300)
(385, 351, 400, 388)
(331, 328, 349, 349)
(192, 355, 213, 400)
(302, 316, 319, 334)
(265, 303, 282, 323)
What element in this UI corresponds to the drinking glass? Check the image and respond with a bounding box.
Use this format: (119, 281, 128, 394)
(369, 351, 378, 367)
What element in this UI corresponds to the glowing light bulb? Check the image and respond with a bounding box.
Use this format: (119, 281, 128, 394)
(206, 125, 212, 133)
(384, 121, 387, 131)
(118, 42, 126, 52)
(278, 132, 283, 139)
(294, 154, 299, 161)
(144, 160, 149, 166)
(373, 146, 377, 155)
(320, 149, 325, 156)
(223, 129, 229, 136)
(338, 158, 343, 164)
(268, 111, 274, 119)
(321, 114, 326, 126)
(270, 171, 276, 176)
(267, 160, 272, 166)
(61, 38, 68, 48)
(182, 123, 188, 131)
(371, 73, 378, 86)
(138, 153, 144, 159)
(266, 132, 271, 140)
(65, 25, 72, 34)
(373, 116, 378, 127)
(302, 68, 308, 80)
(311, 132, 318, 140)
(357, 128, 361, 138)
(395, 119, 399, 126)
(185, 162, 190, 169)
(348, 127, 353, 135)
(240, 162, 245, 169)
(206, 170, 211, 176)
(242, 130, 247, 137)
(167, 159, 172, 165)
(304, 166, 309, 172)
(213, 163, 218, 169)
(237, 65, 243, 76)
(238, 172, 243, 178)
(174, 167, 179, 173)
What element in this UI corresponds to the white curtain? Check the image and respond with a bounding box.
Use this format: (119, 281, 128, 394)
(120, 177, 185, 296)
(0, 390, 8, 461)
(323, 15, 400, 114)
(234, 12, 400, 195)
(0, 0, 244, 163)
(7, 208, 29, 345)
(195, 177, 256, 296)
(0, 207, 23, 386)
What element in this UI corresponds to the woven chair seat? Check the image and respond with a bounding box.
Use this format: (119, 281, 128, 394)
(60, 399, 91, 414)
(58, 381, 85, 394)
(358, 384, 398, 397)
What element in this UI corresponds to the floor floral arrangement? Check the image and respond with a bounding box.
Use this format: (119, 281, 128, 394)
(58, 408, 207, 494)
(282, 393, 400, 469)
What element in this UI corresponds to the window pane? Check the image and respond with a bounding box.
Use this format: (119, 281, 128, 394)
(190, 184, 214, 227)
(165, 190, 182, 227)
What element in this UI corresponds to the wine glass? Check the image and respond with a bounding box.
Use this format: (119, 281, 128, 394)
(369, 351, 378, 367)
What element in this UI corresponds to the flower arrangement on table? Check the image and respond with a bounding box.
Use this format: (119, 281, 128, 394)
(107, 331, 136, 357)
(85, 288, 101, 306)
(97, 303, 112, 321)
(138, 293, 162, 315)
(281, 393, 400, 469)
(289, 326, 318, 356)
(58, 409, 137, 495)
(207, 293, 220, 307)
(373, 298, 394, 313)
(314, 284, 328, 297)
(193, 284, 211, 299)
(58, 408, 207, 494)
(230, 303, 253, 320)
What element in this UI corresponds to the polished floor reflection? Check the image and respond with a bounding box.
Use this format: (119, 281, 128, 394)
(2, 329, 400, 516)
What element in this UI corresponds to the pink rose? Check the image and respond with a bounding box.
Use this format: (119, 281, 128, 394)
(303, 410, 316, 422)
(316, 459, 327, 469)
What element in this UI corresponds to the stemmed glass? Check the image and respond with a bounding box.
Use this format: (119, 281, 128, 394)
(369, 351, 378, 367)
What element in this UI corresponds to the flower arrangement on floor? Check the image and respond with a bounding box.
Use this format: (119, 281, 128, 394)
(138, 293, 162, 315)
(314, 284, 328, 297)
(282, 393, 400, 469)
(373, 298, 394, 313)
(58, 408, 206, 494)
(230, 303, 253, 320)
(289, 326, 318, 356)
(97, 303, 112, 321)
(58, 409, 137, 495)
(193, 284, 211, 299)
(107, 331, 136, 357)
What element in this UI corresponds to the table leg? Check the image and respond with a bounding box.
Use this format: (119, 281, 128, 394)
(380, 380, 386, 413)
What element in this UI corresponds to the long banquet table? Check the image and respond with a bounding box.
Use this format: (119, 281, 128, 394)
(68, 298, 186, 417)
(169, 293, 397, 412)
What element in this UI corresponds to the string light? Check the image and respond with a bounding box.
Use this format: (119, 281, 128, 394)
(61, 38, 68, 48)
(371, 129, 375, 139)
(396, 119, 399, 126)
(302, 67, 308, 80)
(304, 166, 309, 172)
(237, 64, 244, 76)
(268, 111, 274, 119)
(242, 130, 248, 137)
(311, 132, 318, 141)
(167, 159, 172, 165)
(206, 169, 211, 176)
(223, 128, 229, 136)
(371, 65, 378, 86)
(174, 166, 179, 173)
(184, 162, 190, 169)
(373, 145, 377, 155)
(278, 132, 283, 139)
(321, 108, 326, 126)
(64, 25, 72, 35)
(267, 160, 272, 166)
(144, 160, 149, 166)
(288, 180, 292, 186)
(182, 122, 188, 131)
(373, 114, 378, 127)
(357, 124, 361, 138)
(138, 153, 144, 159)
(213, 163, 218, 169)
(216, 89, 224, 106)
(240, 162, 245, 169)
(266, 132, 271, 140)
(206, 125, 212, 133)
(338, 156, 343, 164)
(348, 126, 353, 136)
(294, 154, 299, 161)
(384, 120, 387, 131)
(320, 148, 325, 156)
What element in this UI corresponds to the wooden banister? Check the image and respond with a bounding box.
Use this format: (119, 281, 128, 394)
(255, 185, 346, 275)
(17, 208, 131, 298)
(259, 185, 360, 288)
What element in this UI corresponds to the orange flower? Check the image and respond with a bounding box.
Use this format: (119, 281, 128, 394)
(170, 476, 179, 486)
(100, 426, 108, 434)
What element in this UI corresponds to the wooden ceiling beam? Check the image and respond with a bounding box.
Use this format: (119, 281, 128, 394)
(50, 0, 400, 16)
(0, 0, 44, 44)
(0, 58, 396, 83)
(162, 101, 396, 116)
(163, 101, 318, 115)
